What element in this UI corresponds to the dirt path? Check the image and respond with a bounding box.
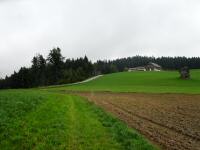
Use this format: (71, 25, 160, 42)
(45, 75, 103, 88)
(72, 92, 200, 150)
(67, 75, 103, 86)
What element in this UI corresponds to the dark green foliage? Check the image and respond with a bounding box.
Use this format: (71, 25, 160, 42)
(0, 48, 94, 89)
(31, 54, 46, 86)
(95, 56, 200, 74)
(47, 48, 65, 83)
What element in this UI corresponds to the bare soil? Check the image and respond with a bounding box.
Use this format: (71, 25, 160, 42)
(70, 91, 200, 150)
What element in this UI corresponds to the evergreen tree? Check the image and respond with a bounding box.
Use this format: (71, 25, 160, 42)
(47, 47, 65, 84)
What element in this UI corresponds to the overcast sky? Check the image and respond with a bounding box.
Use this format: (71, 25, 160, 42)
(0, 0, 200, 77)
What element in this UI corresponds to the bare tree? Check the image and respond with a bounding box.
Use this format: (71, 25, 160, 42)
(179, 66, 190, 79)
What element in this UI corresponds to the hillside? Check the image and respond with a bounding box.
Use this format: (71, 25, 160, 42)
(52, 70, 200, 94)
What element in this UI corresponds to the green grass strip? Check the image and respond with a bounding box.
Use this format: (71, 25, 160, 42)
(0, 90, 157, 150)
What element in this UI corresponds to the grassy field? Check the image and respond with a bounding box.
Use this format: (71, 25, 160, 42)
(51, 70, 200, 94)
(0, 90, 156, 150)
(2, 70, 199, 149)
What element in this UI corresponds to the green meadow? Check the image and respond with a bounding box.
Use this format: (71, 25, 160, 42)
(0, 90, 156, 150)
(52, 70, 200, 94)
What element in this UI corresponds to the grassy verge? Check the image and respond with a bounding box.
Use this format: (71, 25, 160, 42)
(0, 90, 157, 150)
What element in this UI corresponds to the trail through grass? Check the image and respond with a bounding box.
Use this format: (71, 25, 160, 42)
(0, 90, 156, 150)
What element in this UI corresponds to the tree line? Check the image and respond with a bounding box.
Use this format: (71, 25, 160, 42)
(1, 48, 200, 89)
(94, 56, 200, 73)
(0, 48, 93, 89)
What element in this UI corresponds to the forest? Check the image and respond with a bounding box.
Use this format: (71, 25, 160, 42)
(1, 47, 200, 89)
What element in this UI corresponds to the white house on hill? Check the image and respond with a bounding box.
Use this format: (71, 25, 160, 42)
(128, 66, 146, 72)
(128, 62, 162, 72)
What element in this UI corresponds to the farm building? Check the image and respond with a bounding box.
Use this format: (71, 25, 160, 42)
(128, 62, 162, 72)
(128, 66, 146, 72)
(146, 62, 162, 71)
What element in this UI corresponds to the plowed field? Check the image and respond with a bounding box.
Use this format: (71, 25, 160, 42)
(74, 92, 200, 150)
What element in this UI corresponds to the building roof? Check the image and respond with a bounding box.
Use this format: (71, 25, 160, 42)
(148, 62, 161, 68)
(129, 66, 146, 70)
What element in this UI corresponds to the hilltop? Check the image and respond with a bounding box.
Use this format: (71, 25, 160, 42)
(51, 70, 200, 94)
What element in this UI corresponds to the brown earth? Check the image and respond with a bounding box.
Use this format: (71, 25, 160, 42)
(70, 91, 200, 150)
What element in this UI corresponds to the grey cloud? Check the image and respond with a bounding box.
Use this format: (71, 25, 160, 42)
(0, 0, 200, 77)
